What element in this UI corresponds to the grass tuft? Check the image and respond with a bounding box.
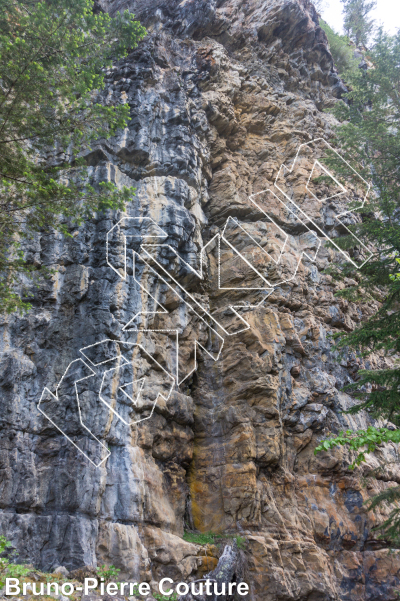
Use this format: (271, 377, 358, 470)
(183, 531, 246, 549)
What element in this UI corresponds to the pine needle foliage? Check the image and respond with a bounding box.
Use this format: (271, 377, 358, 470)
(320, 31, 400, 425)
(320, 20, 359, 75)
(0, 0, 146, 312)
(314, 30, 400, 542)
(341, 0, 376, 47)
(365, 486, 400, 544)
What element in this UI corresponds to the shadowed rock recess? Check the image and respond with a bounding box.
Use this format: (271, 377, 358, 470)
(1, 0, 400, 599)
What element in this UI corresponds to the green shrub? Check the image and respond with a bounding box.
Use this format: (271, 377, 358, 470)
(0, 536, 32, 587)
(5, 564, 31, 578)
(183, 531, 247, 549)
(320, 20, 359, 75)
(0, 537, 11, 555)
(0, 536, 12, 572)
(234, 535, 246, 550)
(96, 564, 120, 582)
(153, 593, 178, 601)
(130, 586, 178, 601)
(183, 531, 217, 545)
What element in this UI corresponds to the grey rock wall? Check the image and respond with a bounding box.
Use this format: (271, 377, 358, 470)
(1, 1, 399, 599)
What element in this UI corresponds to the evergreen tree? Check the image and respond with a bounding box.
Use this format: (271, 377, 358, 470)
(315, 30, 400, 542)
(341, 0, 376, 47)
(320, 20, 359, 74)
(0, 0, 146, 312)
(313, 0, 329, 15)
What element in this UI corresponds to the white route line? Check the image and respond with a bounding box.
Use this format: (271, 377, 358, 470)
(246, 187, 322, 287)
(80, 339, 175, 423)
(39, 138, 372, 467)
(273, 137, 372, 268)
(96, 349, 174, 427)
(38, 358, 110, 468)
(124, 252, 224, 385)
(106, 216, 167, 280)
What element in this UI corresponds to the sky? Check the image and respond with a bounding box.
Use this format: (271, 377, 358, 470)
(320, 0, 400, 35)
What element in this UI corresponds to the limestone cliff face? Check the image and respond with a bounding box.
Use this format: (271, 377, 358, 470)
(1, 1, 400, 599)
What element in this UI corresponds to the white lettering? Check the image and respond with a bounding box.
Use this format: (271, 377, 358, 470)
(129, 582, 139, 595)
(191, 582, 204, 596)
(214, 582, 226, 596)
(46, 583, 59, 595)
(159, 578, 174, 595)
(228, 582, 237, 595)
(32, 583, 44, 596)
(106, 582, 118, 595)
(176, 583, 189, 596)
(139, 582, 150, 595)
(84, 578, 98, 594)
(237, 583, 249, 596)
(61, 583, 74, 596)
(6, 579, 20, 595)
(23, 583, 32, 595)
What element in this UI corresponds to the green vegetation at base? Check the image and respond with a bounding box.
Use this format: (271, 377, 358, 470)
(183, 530, 246, 550)
(95, 564, 121, 583)
(0, 535, 31, 588)
(183, 531, 217, 545)
(126, 583, 178, 601)
(234, 535, 246, 550)
(0, 537, 180, 599)
(153, 593, 178, 601)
